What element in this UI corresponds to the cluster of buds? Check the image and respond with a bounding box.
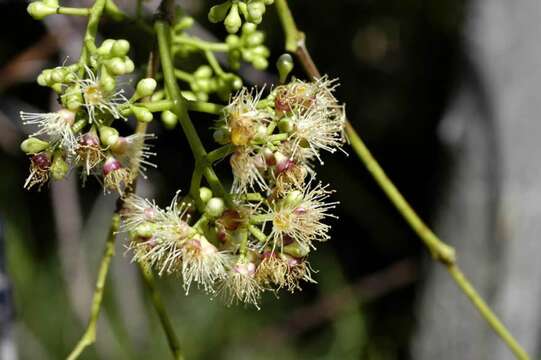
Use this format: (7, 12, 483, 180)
(171, 13, 269, 102)
(122, 76, 346, 308)
(19, 35, 158, 193)
(208, 0, 275, 34)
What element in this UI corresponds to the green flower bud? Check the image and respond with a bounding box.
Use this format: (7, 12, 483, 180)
(51, 83, 63, 93)
(283, 189, 303, 207)
(213, 127, 230, 144)
(51, 68, 65, 83)
(66, 98, 82, 111)
(106, 58, 126, 76)
(175, 16, 194, 31)
(42, 0, 59, 6)
(242, 22, 257, 34)
(37, 74, 47, 86)
(263, 0, 274, 4)
(277, 53, 294, 83)
(252, 56, 268, 70)
(199, 187, 213, 204)
(132, 106, 153, 123)
(123, 58, 135, 74)
(99, 72, 116, 93)
(205, 197, 225, 218)
(224, 3, 242, 34)
(278, 117, 293, 133)
(208, 1, 231, 23)
(136, 78, 157, 98)
(225, 34, 240, 47)
(98, 126, 119, 146)
(112, 39, 130, 57)
(27, 1, 56, 20)
(21, 138, 49, 154)
(252, 45, 270, 57)
(283, 241, 310, 258)
(50, 154, 69, 180)
(161, 110, 178, 129)
(135, 223, 154, 238)
(245, 31, 265, 47)
(194, 65, 213, 79)
(247, 1, 265, 24)
(97, 39, 115, 56)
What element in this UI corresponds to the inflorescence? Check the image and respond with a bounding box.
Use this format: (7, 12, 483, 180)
(22, 0, 346, 308)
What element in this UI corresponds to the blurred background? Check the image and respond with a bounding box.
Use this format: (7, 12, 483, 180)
(1, 0, 540, 359)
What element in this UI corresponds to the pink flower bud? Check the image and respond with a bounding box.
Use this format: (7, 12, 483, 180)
(103, 157, 122, 175)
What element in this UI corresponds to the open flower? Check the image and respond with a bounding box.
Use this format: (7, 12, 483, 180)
(230, 147, 268, 194)
(263, 181, 338, 249)
(64, 66, 127, 123)
(256, 251, 315, 292)
(76, 131, 105, 175)
(220, 258, 262, 308)
(224, 87, 270, 146)
(20, 109, 77, 154)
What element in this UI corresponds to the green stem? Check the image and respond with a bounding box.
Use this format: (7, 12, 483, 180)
(173, 35, 229, 52)
(207, 145, 234, 163)
(78, 0, 107, 68)
(274, 1, 530, 359)
(138, 263, 184, 360)
(57, 7, 91, 16)
(248, 224, 267, 243)
(204, 50, 226, 77)
(188, 100, 224, 115)
(174, 69, 194, 83)
(66, 214, 119, 360)
(156, 18, 231, 204)
(189, 165, 205, 211)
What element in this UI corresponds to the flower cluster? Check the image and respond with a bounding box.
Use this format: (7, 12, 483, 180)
(123, 77, 345, 308)
(19, 38, 158, 193)
(209, 0, 275, 34)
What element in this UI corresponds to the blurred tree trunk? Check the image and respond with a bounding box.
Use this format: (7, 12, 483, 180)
(413, 1, 541, 359)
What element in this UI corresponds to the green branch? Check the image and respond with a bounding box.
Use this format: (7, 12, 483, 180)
(274, 0, 530, 359)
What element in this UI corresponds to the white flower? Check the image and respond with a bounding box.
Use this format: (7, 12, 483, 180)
(264, 180, 338, 249)
(289, 104, 346, 164)
(20, 109, 77, 154)
(224, 87, 270, 146)
(230, 147, 268, 194)
(64, 66, 127, 123)
(112, 133, 157, 179)
(220, 259, 262, 308)
(181, 234, 229, 294)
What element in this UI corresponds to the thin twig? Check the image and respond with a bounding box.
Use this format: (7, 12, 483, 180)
(273, 0, 529, 359)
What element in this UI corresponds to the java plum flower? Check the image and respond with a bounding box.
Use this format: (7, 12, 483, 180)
(19, 109, 77, 154)
(255, 251, 315, 292)
(230, 147, 268, 194)
(24, 152, 51, 190)
(220, 258, 262, 308)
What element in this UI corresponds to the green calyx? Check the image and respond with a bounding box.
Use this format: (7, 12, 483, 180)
(21, 138, 50, 154)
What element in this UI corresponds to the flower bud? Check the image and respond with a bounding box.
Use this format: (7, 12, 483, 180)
(42, 0, 58, 6)
(98, 126, 119, 147)
(245, 31, 265, 47)
(106, 58, 126, 76)
(110, 136, 128, 155)
(51, 68, 65, 83)
(242, 22, 257, 34)
(213, 127, 230, 145)
(247, 1, 265, 24)
(224, 4, 242, 34)
(27, 1, 56, 20)
(102, 156, 122, 176)
(175, 16, 194, 31)
(161, 110, 178, 129)
(21, 138, 49, 154)
(58, 109, 76, 126)
(136, 78, 157, 98)
(205, 197, 225, 218)
(283, 241, 310, 258)
(194, 65, 213, 79)
(208, 1, 231, 23)
(278, 117, 293, 133)
(199, 187, 213, 204)
(252, 56, 268, 70)
(274, 151, 291, 173)
(111, 39, 130, 57)
(276, 53, 294, 83)
(283, 190, 303, 207)
(124, 58, 135, 73)
(50, 153, 69, 180)
(97, 39, 115, 56)
(132, 106, 153, 123)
